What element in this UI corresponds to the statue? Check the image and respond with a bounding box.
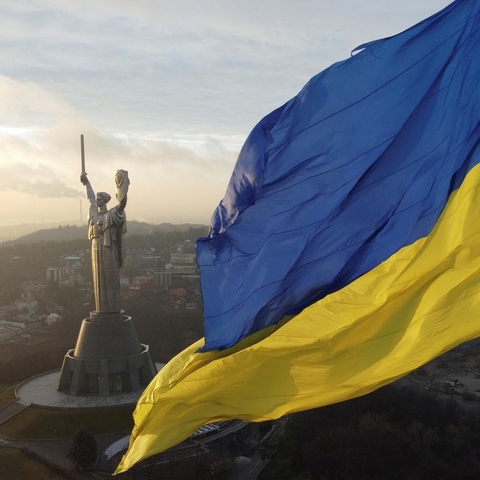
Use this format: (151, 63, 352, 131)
(81, 169, 129, 314)
(57, 135, 156, 397)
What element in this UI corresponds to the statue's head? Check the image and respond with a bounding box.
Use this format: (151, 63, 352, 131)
(96, 192, 111, 208)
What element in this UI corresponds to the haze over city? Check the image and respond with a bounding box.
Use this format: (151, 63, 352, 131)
(0, 0, 450, 228)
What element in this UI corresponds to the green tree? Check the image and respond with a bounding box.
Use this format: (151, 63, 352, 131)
(68, 427, 97, 469)
(259, 385, 480, 480)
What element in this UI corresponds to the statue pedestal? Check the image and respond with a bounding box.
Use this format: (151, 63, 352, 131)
(58, 312, 157, 396)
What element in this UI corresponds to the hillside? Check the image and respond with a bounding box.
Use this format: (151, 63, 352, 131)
(0, 222, 63, 244)
(0, 221, 208, 247)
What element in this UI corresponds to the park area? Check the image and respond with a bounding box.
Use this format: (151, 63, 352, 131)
(0, 447, 67, 480)
(0, 405, 134, 439)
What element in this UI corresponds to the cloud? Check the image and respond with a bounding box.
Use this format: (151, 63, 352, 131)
(0, 162, 83, 199)
(0, 2, 361, 137)
(0, 74, 238, 224)
(0, 75, 75, 127)
(20, 179, 83, 199)
(0, 0, 453, 226)
(1, 0, 451, 139)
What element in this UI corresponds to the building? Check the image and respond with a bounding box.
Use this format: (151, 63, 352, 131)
(21, 280, 48, 295)
(131, 276, 155, 295)
(102, 419, 275, 478)
(59, 271, 86, 288)
(46, 266, 65, 283)
(0, 304, 16, 319)
(64, 255, 84, 273)
(124, 249, 163, 270)
(0, 323, 20, 343)
(153, 271, 172, 290)
(15, 294, 38, 315)
(45, 313, 62, 326)
(170, 241, 196, 265)
(120, 274, 130, 289)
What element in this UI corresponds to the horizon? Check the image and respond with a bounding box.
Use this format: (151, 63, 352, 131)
(0, 218, 208, 244)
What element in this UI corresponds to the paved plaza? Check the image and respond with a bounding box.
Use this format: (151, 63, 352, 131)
(15, 364, 164, 409)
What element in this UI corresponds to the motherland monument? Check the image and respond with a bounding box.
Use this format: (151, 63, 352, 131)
(58, 135, 157, 396)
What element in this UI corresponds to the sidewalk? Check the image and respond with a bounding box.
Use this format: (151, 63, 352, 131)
(0, 401, 27, 424)
(16, 438, 94, 480)
(0, 371, 140, 479)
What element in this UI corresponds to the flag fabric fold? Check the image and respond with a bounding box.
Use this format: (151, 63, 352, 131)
(117, 160, 480, 473)
(116, 0, 480, 472)
(198, 0, 480, 351)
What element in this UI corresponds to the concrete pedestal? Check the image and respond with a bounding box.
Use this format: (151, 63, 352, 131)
(58, 312, 157, 396)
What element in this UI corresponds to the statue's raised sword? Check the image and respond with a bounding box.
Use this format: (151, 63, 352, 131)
(80, 134, 87, 176)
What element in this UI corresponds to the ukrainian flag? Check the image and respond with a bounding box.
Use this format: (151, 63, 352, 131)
(116, 0, 480, 472)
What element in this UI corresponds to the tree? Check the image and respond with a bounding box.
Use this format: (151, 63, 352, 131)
(259, 385, 480, 480)
(68, 427, 97, 469)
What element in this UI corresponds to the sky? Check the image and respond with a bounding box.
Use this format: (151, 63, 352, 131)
(0, 0, 452, 228)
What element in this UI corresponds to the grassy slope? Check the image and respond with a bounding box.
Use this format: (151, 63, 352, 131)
(0, 448, 67, 480)
(0, 388, 16, 409)
(0, 405, 134, 439)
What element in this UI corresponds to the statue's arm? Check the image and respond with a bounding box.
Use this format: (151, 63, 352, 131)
(81, 174, 96, 205)
(114, 170, 129, 214)
(117, 195, 127, 213)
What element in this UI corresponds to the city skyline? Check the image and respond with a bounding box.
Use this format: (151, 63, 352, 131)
(0, 0, 451, 227)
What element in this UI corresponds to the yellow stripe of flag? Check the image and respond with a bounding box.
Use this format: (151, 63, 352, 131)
(116, 160, 480, 474)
